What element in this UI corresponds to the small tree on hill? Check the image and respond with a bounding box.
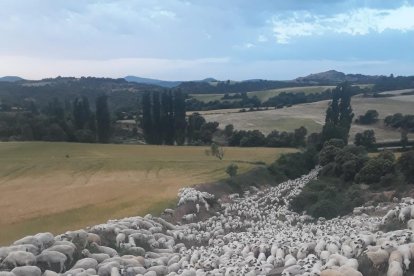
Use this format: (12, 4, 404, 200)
(226, 163, 238, 177)
(354, 130, 376, 150)
(205, 143, 224, 160)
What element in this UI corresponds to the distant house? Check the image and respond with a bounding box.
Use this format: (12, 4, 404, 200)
(115, 119, 137, 131)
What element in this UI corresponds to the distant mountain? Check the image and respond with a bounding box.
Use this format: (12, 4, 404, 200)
(124, 76, 181, 88)
(295, 70, 379, 85)
(124, 76, 219, 88)
(0, 76, 24, 82)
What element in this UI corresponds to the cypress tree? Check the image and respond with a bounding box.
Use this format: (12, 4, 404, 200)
(173, 90, 187, 145)
(160, 91, 170, 144)
(338, 83, 354, 143)
(73, 96, 91, 130)
(152, 91, 162, 144)
(166, 90, 176, 145)
(96, 94, 111, 143)
(142, 92, 153, 143)
(321, 82, 354, 144)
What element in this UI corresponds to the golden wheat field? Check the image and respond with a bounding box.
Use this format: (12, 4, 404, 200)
(0, 142, 295, 245)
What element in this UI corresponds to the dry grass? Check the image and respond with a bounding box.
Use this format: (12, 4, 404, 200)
(202, 94, 414, 141)
(0, 142, 295, 245)
(190, 86, 334, 103)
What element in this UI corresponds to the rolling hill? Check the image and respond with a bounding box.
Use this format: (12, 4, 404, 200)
(0, 76, 24, 82)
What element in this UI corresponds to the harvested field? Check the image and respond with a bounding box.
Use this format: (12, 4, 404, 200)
(0, 142, 295, 245)
(203, 94, 414, 142)
(190, 85, 334, 103)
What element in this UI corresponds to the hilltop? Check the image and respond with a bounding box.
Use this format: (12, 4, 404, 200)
(0, 76, 25, 82)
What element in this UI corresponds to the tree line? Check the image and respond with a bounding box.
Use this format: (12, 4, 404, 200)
(0, 95, 111, 143)
(141, 90, 186, 145)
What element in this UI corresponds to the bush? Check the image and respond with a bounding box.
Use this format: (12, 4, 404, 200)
(290, 177, 365, 219)
(226, 163, 238, 177)
(356, 110, 379, 124)
(319, 145, 342, 165)
(310, 200, 339, 219)
(398, 150, 414, 183)
(354, 130, 376, 150)
(355, 158, 394, 184)
(269, 148, 317, 180)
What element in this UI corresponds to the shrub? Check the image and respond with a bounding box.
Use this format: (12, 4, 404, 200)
(355, 158, 394, 184)
(290, 177, 365, 219)
(354, 130, 376, 150)
(310, 200, 338, 219)
(398, 150, 414, 183)
(226, 163, 238, 177)
(319, 145, 341, 165)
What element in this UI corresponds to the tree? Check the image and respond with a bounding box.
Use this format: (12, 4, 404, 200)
(354, 130, 376, 150)
(200, 122, 219, 144)
(173, 90, 187, 145)
(401, 129, 408, 149)
(187, 112, 206, 143)
(398, 150, 414, 183)
(224, 124, 234, 138)
(73, 97, 91, 130)
(355, 157, 394, 184)
(226, 163, 238, 177)
(142, 92, 153, 143)
(96, 94, 111, 143)
(293, 126, 307, 147)
(206, 143, 224, 160)
(321, 83, 354, 144)
(151, 91, 162, 144)
(356, 110, 378, 124)
(160, 92, 170, 143)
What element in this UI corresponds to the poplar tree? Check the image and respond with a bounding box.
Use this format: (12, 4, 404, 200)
(142, 92, 153, 143)
(96, 94, 111, 143)
(173, 90, 187, 145)
(321, 82, 354, 144)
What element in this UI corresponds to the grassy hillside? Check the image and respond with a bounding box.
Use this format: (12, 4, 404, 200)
(0, 142, 295, 245)
(203, 94, 414, 142)
(190, 85, 334, 103)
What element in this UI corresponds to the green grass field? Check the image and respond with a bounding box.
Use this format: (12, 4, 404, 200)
(0, 142, 295, 245)
(203, 94, 414, 142)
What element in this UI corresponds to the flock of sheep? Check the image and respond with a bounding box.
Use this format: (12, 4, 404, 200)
(1, 167, 414, 276)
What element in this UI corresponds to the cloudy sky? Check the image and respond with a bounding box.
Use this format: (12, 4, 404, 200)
(0, 0, 413, 80)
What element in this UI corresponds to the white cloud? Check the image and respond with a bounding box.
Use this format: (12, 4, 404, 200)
(272, 4, 414, 43)
(258, 35, 268, 42)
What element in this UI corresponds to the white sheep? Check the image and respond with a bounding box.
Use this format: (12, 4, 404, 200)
(89, 242, 118, 257)
(81, 249, 110, 263)
(0, 251, 36, 268)
(387, 261, 403, 276)
(0, 272, 16, 276)
(44, 244, 75, 263)
(13, 236, 42, 250)
(11, 266, 41, 276)
(71, 257, 98, 270)
(115, 233, 126, 248)
(42, 270, 59, 276)
(36, 251, 67, 273)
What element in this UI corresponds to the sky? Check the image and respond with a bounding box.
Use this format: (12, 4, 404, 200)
(0, 0, 413, 80)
